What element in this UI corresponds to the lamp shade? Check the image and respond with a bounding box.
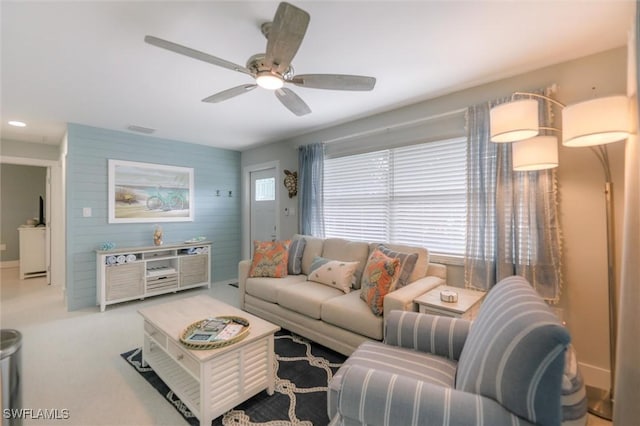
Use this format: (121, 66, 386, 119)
(562, 95, 630, 147)
(512, 136, 558, 171)
(490, 99, 539, 143)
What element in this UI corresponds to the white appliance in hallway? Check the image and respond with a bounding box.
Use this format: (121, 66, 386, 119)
(17, 225, 46, 279)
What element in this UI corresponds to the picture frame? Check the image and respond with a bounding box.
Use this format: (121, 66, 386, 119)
(108, 159, 194, 223)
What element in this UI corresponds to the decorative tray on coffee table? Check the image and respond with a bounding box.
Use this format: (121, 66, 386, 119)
(179, 315, 250, 350)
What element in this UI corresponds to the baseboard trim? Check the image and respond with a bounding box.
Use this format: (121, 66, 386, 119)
(212, 279, 238, 287)
(579, 361, 610, 390)
(0, 261, 19, 269)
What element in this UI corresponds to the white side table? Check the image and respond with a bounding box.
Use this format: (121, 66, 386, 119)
(414, 285, 486, 320)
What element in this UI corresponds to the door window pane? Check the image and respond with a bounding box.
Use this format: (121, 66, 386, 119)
(255, 177, 275, 201)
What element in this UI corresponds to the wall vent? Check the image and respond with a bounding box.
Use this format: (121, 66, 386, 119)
(126, 124, 156, 134)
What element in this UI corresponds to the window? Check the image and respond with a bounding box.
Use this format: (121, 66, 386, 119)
(254, 177, 275, 201)
(323, 137, 467, 257)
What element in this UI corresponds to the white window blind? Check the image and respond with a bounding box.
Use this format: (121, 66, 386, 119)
(324, 151, 390, 242)
(324, 137, 467, 256)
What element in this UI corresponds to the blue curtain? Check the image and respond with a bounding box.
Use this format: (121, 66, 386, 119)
(298, 143, 325, 237)
(465, 92, 562, 302)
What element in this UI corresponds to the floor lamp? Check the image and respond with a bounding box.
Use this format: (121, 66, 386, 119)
(490, 92, 631, 421)
(582, 144, 616, 419)
(562, 96, 630, 420)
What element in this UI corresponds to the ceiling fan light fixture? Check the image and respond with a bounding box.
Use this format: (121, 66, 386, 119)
(144, 2, 373, 116)
(256, 72, 284, 90)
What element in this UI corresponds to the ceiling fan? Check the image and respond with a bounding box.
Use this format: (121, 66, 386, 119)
(144, 2, 376, 116)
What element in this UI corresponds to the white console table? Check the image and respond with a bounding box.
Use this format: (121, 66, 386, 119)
(96, 241, 211, 311)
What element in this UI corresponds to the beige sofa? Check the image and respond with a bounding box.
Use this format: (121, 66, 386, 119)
(238, 235, 446, 356)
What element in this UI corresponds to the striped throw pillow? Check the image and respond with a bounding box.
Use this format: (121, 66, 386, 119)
(288, 238, 306, 275)
(376, 245, 418, 289)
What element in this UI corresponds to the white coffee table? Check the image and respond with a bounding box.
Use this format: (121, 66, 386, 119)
(138, 295, 280, 425)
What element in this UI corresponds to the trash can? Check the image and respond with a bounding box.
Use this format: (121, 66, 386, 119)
(1, 329, 22, 426)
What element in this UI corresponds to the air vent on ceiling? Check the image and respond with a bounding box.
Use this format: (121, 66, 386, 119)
(126, 124, 156, 134)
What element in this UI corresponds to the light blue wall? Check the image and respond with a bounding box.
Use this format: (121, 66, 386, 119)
(65, 124, 241, 310)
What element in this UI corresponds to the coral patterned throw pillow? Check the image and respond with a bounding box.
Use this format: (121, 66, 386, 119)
(360, 249, 401, 316)
(249, 240, 291, 278)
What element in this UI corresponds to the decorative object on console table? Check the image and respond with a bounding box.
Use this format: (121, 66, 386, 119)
(96, 241, 211, 312)
(414, 285, 485, 320)
(153, 225, 163, 246)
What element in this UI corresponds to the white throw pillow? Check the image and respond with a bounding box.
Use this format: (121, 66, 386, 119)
(307, 256, 359, 293)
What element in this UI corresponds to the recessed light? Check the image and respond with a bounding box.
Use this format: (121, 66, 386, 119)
(8, 121, 26, 127)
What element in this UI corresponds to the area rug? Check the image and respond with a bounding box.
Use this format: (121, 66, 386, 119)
(121, 330, 346, 425)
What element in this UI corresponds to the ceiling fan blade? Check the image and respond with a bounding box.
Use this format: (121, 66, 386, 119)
(290, 74, 376, 91)
(265, 2, 310, 75)
(202, 84, 257, 103)
(275, 88, 311, 116)
(144, 35, 252, 76)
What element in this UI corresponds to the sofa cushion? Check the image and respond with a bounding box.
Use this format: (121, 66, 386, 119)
(370, 242, 429, 284)
(294, 234, 324, 276)
(456, 276, 570, 426)
(307, 256, 360, 293)
(360, 249, 401, 316)
(321, 290, 384, 340)
(249, 240, 290, 278)
(245, 275, 308, 304)
(277, 281, 344, 319)
(322, 238, 370, 289)
(288, 237, 306, 275)
(345, 340, 457, 388)
(376, 244, 418, 289)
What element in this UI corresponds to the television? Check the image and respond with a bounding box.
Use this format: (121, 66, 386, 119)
(38, 195, 45, 227)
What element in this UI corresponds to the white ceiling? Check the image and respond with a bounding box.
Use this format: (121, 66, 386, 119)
(1, 1, 634, 151)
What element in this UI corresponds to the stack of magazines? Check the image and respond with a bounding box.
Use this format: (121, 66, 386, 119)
(184, 317, 246, 343)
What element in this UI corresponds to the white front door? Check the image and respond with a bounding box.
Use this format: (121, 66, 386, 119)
(250, 168, 278, 256)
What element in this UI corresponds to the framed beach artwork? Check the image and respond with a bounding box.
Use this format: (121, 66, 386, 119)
(108, 160, 194, 223)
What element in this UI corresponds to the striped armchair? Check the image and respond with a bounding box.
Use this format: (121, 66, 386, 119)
(327, 276, 587, 426)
